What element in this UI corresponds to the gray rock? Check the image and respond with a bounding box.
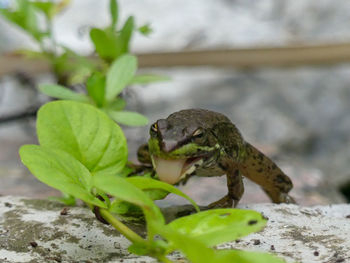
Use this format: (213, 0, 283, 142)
(1, 196, 349, 263)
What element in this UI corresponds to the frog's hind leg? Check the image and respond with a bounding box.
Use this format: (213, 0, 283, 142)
(208, 169, 244, 208)
(239, 142, 296, 204)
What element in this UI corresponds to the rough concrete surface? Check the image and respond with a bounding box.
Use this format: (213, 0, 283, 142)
(0, 196, 349, 263)
(2, 0, 350, 206)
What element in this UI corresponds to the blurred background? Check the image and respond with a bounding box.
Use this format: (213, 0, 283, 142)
(1, 0, 350, 206)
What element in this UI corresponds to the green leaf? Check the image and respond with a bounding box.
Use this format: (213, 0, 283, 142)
(90, 28, 120, 61)
(167, 208, 266, 247)
(126, 177, 199, 212)
(108, 110, 148, 126)
(93, 174, 165, 227)
(128, 239, 168, 257)
(86, 72, 106, 107)
(119, 16, 134, 53)
(109, 199, 142, 215)
(19, 145, 106, 208)
(106, 98, 126, 111)
(117, 165, 134, 178)
(138, 24, 153, 36)
(38, 84, 90, 102)
(127, 242, 150, 256)
(215, 250, 286, 263)
(37, 100, 128, 176)
(105, 54, 137, 101)
(109, 0, 118, 30)
(144, 189, 169, 201)
(49, 194, 76, 206)
(129, 74, 170, 85)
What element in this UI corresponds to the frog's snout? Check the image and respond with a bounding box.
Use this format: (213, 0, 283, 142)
(161, 139, 178, 153)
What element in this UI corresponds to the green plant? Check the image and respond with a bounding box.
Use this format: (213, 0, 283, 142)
(1, 0, 168, 126)
(6, 1, 287, 262)
(19, 100, 286, 263)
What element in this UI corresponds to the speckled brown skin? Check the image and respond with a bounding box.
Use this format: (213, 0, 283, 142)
(138, 109, 295, 207)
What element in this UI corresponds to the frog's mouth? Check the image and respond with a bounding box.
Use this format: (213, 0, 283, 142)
(152, 156, 203, 184)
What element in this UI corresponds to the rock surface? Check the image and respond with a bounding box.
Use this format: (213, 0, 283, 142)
(0, 196, 349, 263)
(1, 0, 350, 205)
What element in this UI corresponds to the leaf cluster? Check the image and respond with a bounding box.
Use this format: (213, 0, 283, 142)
(19, 100, 286, 263)
(1, 0, 168, 126)
(0, 0, 68, 41)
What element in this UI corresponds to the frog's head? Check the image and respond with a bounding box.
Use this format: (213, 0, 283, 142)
(148, 109, 228, 184)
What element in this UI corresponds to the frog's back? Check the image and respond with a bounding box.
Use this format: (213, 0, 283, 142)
(167, 109, 231, 129)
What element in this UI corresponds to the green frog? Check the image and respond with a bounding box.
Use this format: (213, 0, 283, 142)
(137, 109, 295, 208)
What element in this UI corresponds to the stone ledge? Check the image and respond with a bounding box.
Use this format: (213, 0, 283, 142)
(0, 196, 349, 263)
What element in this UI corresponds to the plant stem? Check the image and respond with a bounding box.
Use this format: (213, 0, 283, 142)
(46, 16, 57, 56)
(99, 208, 145, 244)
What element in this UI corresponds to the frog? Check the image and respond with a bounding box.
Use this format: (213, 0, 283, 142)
(137, 109, 295, 208)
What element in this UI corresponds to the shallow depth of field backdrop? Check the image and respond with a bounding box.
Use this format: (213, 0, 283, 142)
(1, 0, 350, 206)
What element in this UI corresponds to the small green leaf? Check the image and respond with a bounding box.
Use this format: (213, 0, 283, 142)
(155, 225, 218, 263)
(93, 174, 165, 227)
(86, 72, 106, 107)
(109, 0, 118, 30)
(52, 47, 97, 85)
(31, 1, 55, 19)
(38, 84, 90, 102)
(138, 24, 153, 36)
(19, 145, 106, 208)
(167, 208, 266, 247)
(215, 250, 286, 263)
(129, 74, 170, 85)
(126, 177, 199, 212)
(1, 0, 45, 41)
(105, 54, 137, 101)
(37, 101, 128, 176)
(90, 28, 120, 61)
(119, 16, 134, 53)
(108, 110, 148, 126)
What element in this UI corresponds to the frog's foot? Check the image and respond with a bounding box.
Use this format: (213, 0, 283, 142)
(282, 194, 297, 204)
(208, 195, 236, 209)
(264, 189, 297, 204)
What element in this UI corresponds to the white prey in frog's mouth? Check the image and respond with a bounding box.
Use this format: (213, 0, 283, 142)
(152, 156, 204, 184)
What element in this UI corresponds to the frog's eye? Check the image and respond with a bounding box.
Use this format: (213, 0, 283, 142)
(151, 123, 158, 133)
(192, 128, 204, 138)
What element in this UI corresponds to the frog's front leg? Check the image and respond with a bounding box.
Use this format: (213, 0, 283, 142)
(126, 143, 154, 177)
(208, 169, 244, 208)
(137, 143, 152, 165)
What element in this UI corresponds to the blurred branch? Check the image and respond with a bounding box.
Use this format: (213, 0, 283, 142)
(2, 42, 350, 77)
(138, 43, 350, 68)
